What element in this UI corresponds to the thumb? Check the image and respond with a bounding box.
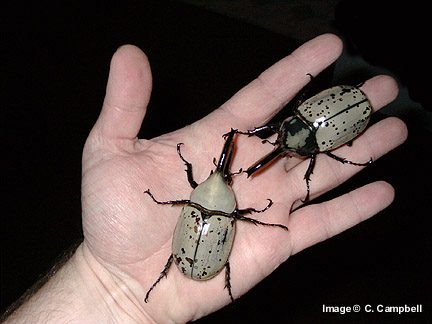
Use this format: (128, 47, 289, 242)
(88, 45, 152, 150)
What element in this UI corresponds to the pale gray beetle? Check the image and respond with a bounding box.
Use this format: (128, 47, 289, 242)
(144, 129, 288, 302)
(234, 84, 373, 203)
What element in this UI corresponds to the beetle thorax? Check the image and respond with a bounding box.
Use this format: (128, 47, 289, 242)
(190, 172, 236, 213)
(281, 117, 318, 156)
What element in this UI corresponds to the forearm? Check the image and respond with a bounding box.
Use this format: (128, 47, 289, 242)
(3, 244, 152, 324)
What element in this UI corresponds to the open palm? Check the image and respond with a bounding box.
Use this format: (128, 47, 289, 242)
(80, 34, 407, 323)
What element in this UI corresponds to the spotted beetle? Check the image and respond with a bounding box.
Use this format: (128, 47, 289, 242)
(143, 129, 288, 302)
(235, 84, 373, 203)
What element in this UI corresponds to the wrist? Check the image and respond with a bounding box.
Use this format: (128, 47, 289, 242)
(76, 243, 155, 323)
(4, 243, 154, 324)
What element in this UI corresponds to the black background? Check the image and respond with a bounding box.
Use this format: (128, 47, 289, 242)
(3, 1, 431, 322)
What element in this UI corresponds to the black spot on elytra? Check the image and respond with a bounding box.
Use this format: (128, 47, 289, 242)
(174, 255, 182, 264)
(181, 248, 185, 254)
(222, 228, 229, 244)
(186, 257, 194, 266)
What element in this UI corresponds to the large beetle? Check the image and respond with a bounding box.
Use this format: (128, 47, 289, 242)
(236, 85, 373, 203)
(144, 129, 288, 302)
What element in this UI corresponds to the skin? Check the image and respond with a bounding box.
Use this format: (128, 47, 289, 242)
(5, 34, 408, 323)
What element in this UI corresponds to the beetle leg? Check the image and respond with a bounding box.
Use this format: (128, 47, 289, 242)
(144, 255, 174, 303)
(233, 213, 288, 231)
(292, 73, 315, 107)
(176, 143, 198, 189)
(302, 154, 317, 203)
(325, 151, 373, 166)
(236, 199, 273, 215)
(261, 139, 277, 146)
(144, 189, 190, 205)
(224, 261, 234, 303)
(356, 80, 365, 88)
(227, 124, 279, 138)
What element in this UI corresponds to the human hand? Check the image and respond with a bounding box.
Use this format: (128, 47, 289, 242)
(79, 34, 407, 323)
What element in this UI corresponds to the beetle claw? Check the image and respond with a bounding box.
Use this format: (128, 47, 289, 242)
(230, 168, 243, 177)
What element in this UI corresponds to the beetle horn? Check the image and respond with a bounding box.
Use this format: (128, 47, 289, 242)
(246, 146, 285, 177)
(217, 129, 236, 175)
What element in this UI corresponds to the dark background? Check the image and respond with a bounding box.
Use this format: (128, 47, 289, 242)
(3, 0, 431, 322)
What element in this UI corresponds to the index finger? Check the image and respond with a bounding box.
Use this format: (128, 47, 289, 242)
(201, 33, 343, 130)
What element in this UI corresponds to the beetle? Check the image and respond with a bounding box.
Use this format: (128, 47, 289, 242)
(234, 84, 373, 203)
(143, 129, 288, 303)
